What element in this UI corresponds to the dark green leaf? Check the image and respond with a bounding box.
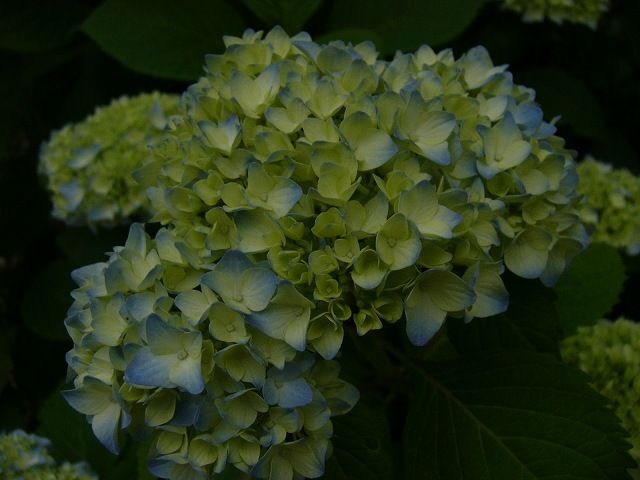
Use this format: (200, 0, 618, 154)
(448, 275, 560, 355)
(242, 0, 322, 33)
(555, 243, 626, 336)
(403, 350, 634, 480)
(82, 0, 246, 81)
(315, 29, 384, 48)
(38, 388, 119, 475)
(323, 402, 394, 480)
(327, 0, 486, 55)
(56, 226, 127, 266)
(517, 67, 610, 142)
(39, 388, 139, 479)
(0, 0, 90, 53)
(21, 259, 76, 341)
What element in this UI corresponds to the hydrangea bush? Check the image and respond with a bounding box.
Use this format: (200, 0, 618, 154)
(62, 28, 590, 479)
(561, 319, 640, 471)
(577, 157, 640, 255)
(39, 93, 181, 227)
(503, 0, 609, 27)
(0, 430, 96, 480)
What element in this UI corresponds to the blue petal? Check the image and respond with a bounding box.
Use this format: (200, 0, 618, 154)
(91, 403, 121, 454)
(124, 347, 174, 389)
(278, 378, 313, 408)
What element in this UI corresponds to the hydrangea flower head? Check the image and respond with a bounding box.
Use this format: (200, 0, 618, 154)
(0, 430, 96, 480)
(577, 157, 640, 255)
(64, 224, 358, 479)
(503, 0, 609, 27)
(561, 319, 640, 468)
(64, 28, 587, 479)
(142, 27, 586, 348)
(40, 92, 181, 227)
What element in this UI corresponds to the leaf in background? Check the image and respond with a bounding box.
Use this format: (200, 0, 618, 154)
(555, 243, 625, 336)
(82, 0, 246, 81)
(403, 350, 635, 480)
(327, 0, 486, 55)
(324, 401, 394, 480)
(242, 0, 322, 33)
(315, 29, 384, 48)
(518, 67, 610, 142)
(448, 274, 560, 355)
(0, 0, 91, 53)
(56, 226, 127, 266)
(20, 259, 75, 341)
(39, 389, 120, 476)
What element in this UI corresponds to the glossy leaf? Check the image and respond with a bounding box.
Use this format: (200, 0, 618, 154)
(403, 350, 634, 480)
(82, 0, 246, 80)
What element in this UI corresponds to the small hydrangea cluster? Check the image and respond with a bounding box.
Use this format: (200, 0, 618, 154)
(0, 430, 96, 480)
(64, 224, 358, 479)
(39, 93, 181, 227)
(142, 27, 586, 347)
(561, 319, 640, 469)
(577, 157, 640, 255)
(503, 0, 609, 27)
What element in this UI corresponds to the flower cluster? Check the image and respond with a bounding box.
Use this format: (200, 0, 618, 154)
(561, 319, 640, 468)
(141, 27, 586, 347)
(0, 430, 96, 480)
(63, 224, 358, 479)
(63, 28, 587, 479)
(503, 0, 609, 27)
(577, 157, 640, 255)
(39, 93, 181, 227)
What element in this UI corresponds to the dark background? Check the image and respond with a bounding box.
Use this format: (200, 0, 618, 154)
(0, 0, 638, 477)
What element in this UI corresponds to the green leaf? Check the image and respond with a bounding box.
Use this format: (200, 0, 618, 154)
(241, 0, 322, 33)
(315, 29, 384, 48)
(21, 259, 76, 341)
(554, 243, 625, 336)
(0, 0, 90, 53)
(403, 350, 635, 480)
(136, 439, 155, 480)
(323, 401, 394, 480)
(448, 274, 560, 355)
(38, 388, 118, 474)
(39, 388, 139, 479)
(56, 226, 128, 266)
(517, 68, 610, 142)
(327, 0, 486, 55)
(82, 0, 246, 81)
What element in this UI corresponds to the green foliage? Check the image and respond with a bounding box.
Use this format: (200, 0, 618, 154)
(327, 0, 486, 54)
(518, 68, 610, 142)
(0, 0, 90, 53)
(242, 0, 322, 33)
(323, 402, 394, 480)
(82, 0, 246, 80)
(403, 350, 635, 479)
(38, 389, 138, 480)
(555, 243, 626, 335)
(448, 274, 560, 354)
